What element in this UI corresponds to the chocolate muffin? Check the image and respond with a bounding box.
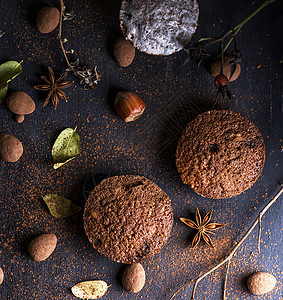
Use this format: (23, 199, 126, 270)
(176, 110, 265, 199)
(120, 0, 199, 55)
(83, 175, 173, 263)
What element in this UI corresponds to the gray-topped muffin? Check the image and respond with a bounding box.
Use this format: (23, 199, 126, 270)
(120, 0, 199, 55)
(176, 110, 265, 199)
(84, 175, 173, 263)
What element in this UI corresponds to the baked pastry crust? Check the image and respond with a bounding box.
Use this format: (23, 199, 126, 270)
(84, 175, 173, 263)
(176, 110, 265, 199)
(120, 0, 199, 55)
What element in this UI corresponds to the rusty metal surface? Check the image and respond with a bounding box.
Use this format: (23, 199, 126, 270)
(0, 0, 282, 299)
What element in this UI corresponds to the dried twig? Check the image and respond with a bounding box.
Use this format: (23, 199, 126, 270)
(223, 258, 231, 300)
(197, 0, 278, 58)
(58, 0, 101, 90)
(257, 214, 262, 253)
(170, 184, 283, 300)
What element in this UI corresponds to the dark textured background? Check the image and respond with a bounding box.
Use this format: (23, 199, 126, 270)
(0, 0, 282, 299)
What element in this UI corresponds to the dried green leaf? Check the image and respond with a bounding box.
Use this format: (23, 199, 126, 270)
(71, 280, 110, 299)
(0, 84, 8, 104)
(42, 194, 81, 218)
(0, 61, 23, 103)
(52, 127, 80, 169)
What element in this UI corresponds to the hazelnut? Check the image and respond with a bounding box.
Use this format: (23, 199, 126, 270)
(122, 263, 145, 293)
(209, 57, 241, 82)
(28, 233, 57, 262)
(114, 37, 135, 67)
(247, 272, 276, 295)
(0, 133, 23, 162)
(36, 6, 60, 34)
(0, 267, 4, 285)
(114, 91, 146, 122)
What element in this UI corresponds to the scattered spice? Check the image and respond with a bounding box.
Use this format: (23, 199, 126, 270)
(0, 61, 23, 103)
(34, 67, 73, 110)
(180, 208, 224, 248)
(71, 280, 110, 299)
(171, 184, 283, 300)
(42, 194, 81, 218)
(52, 127, 80, 169)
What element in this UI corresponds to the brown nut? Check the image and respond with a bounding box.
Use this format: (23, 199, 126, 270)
(114, 91, 146, 122)
(6, 92, 36, 121)
(28, 233, 57, 262)
(114, 37, 135, 67)
(209, 57, 241, 82)
(36, 6, 60, 34)
(15, 115, 25, 123)
(0, 267, 4, 285)
(0, 133, 23, 162)
(247, 272, 276, 295)
(122, 263, 145, 293)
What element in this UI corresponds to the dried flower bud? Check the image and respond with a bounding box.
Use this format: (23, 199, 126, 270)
(63, 9, 75, 21)
(214, 73, 232, 100)
(66, 59, 101, 90)
(214, 73, 228, 89)
(114, 91, 146, 122)
(183, 44, 209, 67)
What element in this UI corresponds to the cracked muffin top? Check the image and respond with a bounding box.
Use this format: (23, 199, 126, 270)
(84, 175, 173, 263)
(176, 110, 265, 199)
(119, 0, 199, 55)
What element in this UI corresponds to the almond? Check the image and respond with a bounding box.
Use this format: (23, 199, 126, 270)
(0, 133, 23, 162)
(36, 6, 60, 34)
(0, 267, 4, 285)
(247, 272, 276, 295)
(6, 91, 35, 118)
(210, 57, 241, 82)
(28, 233, 57, 262)
(122, 263, 145, 293)
(114, 37, 135, 67)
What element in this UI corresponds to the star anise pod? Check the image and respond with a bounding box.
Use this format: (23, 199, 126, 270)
(180, 208, 224, 248)
(34, 67, 74, 110)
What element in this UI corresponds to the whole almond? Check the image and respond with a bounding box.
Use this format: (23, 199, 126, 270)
(210, 57, 241, 82)
(6, 91, 35, 116)
(247, 272, 276, 295)
(122, 263, 145, 293)
(114, 37, 135, 67)
(28, 233, 57, 261)
(0, 267, 4, 285)
(36, 6, 60, 34)
(0, 133, 23, 162)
